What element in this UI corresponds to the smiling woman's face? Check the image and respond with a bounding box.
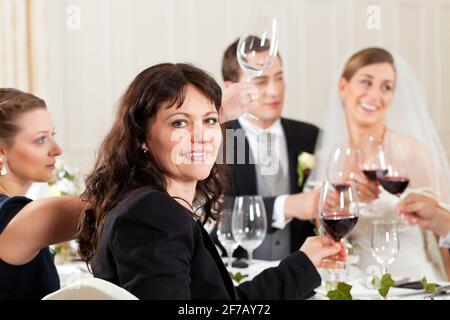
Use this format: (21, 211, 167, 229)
(1, 108, 62, 183)
(147, 85, 222, 183)
(339, 62, 396, 129)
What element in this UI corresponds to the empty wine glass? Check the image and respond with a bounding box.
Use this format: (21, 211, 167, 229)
(231, 195, 267, 265)
(217, 197, 239, 268)
(318, 181, 359, 282)
(371, 219, 399, 276)
(236, 15, 279, 120)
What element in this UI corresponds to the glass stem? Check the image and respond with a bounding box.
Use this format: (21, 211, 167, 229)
(226, 250, 233, 268)
(247, 249, 253, 266)
(243, 74, 258, 121)
(382, 265, 388, 276)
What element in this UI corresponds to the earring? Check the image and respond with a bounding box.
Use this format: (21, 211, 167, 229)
(0, 164, 6, 176)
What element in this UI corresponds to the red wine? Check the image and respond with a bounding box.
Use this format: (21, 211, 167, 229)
(320, 214, 358, 242)
(332, 182, 351, 192)
(379, 176, 409, 195)
(363, 169, 388, 181)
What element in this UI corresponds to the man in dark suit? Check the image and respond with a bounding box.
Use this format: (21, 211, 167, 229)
(216, 39, 320, 261)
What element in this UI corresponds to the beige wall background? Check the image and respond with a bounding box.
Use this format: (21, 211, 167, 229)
(37, 0, 450, 174)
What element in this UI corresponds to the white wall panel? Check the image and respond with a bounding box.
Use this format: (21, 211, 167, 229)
(43, 0, 450, 174)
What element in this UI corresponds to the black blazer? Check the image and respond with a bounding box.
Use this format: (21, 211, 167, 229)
(220, 118, 319, 258)
(92, 189, 321, 300)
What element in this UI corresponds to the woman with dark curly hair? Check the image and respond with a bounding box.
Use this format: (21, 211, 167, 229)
(77, 63, 343, 300)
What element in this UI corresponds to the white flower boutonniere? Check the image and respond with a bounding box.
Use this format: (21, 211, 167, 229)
(297, 152, 316, 187)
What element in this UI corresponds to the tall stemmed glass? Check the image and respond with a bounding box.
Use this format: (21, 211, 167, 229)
(379, 132, 411, 230)
(231, 195, 267, 265)
(360, 134, 388, 182)
(236, 15, 279, 120)
(319, 181, 359, 244)
(371, 219, 399, 276)
(217, 197, 239, 268)
(318, 181, 359, 282)
(359, 134, 388, 216)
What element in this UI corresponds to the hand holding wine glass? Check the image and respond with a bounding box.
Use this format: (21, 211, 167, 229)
(358, 134, 387, 213)
(220, 82, 259, 122)
(236, 15, 279, 120)
(231, 195, 267, 265)
(299, 236, 345, 268)
(318, 181, 359, 281)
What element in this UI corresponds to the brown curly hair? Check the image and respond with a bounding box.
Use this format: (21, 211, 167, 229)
(77, 63, 225, 263)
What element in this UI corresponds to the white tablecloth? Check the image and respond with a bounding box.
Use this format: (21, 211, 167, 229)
(226, 258, 450, 300)
(57, 259, 450, 300)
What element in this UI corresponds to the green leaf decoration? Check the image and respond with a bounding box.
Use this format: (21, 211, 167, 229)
(326, 282, 353, 300)
(378, 286, 390, 298)
(376, 274, 396, 299)
(228, 272, 248, 284)
(380, 274, 396, 288)
(421, 277, 438, 293)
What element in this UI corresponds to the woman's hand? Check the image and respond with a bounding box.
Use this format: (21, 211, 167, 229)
(352, 173, 380, 203)
(300, 236, 345, 268)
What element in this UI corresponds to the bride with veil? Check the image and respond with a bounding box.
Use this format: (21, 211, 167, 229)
(311, 47, 450, 281)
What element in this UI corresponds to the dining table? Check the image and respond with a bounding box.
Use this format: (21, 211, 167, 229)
(226, 258, 450, 300)
(56, 258, 450, 300)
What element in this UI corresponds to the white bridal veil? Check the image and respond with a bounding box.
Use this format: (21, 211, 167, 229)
(312, 51, 450, 201)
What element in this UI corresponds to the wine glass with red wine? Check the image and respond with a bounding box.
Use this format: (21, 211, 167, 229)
(360, 134, 388, 182)
(319, 181, 359, 242)
(318, 181, 359, 282)
(359, 134, 388, 216)
(379, 133, 411, 230)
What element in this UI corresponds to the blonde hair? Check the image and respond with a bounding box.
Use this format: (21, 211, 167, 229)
(342, 47, 395, 81)
(0, 88, 46, 146)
